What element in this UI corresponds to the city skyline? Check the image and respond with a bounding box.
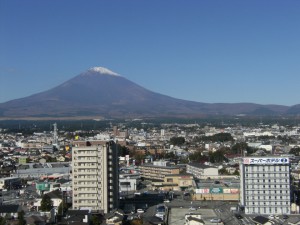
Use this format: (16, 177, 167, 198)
(1, 1, 300, 106)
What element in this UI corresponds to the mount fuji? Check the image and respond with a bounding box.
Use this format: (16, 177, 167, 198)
(0, 67, 295, 119)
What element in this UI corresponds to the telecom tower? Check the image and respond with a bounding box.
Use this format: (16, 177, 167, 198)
(53, 123, 59, 147)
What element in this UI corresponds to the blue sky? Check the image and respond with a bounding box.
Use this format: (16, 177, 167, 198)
(0, 0, 299, 106)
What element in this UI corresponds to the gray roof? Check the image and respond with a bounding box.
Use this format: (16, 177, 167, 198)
(0, 204, 21, 213)
(188, 163, 217, 169)
(14, 162, 70, 178)
(252, 216, 269, 225)
(139, 164, 179, 169)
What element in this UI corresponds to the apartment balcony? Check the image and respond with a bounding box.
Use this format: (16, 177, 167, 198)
(75, 203, 98, 208)
(75, 165, 99, 169)
(75, 195, 97, 200)
(75, 189, 98, 194)
(73, 170, 97, 175)
(74, 177, 98, 182)
(74, 152, 98, 157)
(74, 183, 98, 188)
(74, 159, 98, 163)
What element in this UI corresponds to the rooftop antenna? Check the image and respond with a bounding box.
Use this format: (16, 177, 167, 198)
(53, 123, 58, 146)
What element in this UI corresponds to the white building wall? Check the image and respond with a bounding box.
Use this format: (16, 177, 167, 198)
(240, 157, 291, 215)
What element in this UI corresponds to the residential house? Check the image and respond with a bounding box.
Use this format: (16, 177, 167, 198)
(252, 216, 272, 225)
(0, 205, 22, 219)
(64, 210, 90, 225)
(185, 213, 205, 225)
(105, 209, 124, 225)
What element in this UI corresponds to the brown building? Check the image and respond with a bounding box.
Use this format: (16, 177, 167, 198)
(152, 174, 194, 191)
(139, 161, 180, 181)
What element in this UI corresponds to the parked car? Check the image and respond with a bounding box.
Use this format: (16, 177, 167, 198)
(283, 214, 288, 219)
(268, 215, 275, 220)
(210, 218, 222, 223)
(235, 214, 243, 219)
(137, 209, 144, 214)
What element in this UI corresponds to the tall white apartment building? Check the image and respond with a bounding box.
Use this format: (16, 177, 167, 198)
(72, 141, 119, 214)
(240, 157, 291, 215)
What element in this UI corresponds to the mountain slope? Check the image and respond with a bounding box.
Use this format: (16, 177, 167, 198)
(0, 67, 292, 119)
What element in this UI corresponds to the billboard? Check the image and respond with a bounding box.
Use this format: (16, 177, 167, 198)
(243, 157, 289, 165)
(210, 187, 223, 194)
(230, 189, 239, 194)
(223, 189, 231, 194)
(195, 189, 210, 194)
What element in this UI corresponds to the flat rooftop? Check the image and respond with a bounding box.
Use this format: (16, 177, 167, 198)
(169, 207, 222, 225)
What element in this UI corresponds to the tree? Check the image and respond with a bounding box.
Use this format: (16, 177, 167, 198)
(57, 201, 68, 216)
(118, 145, 130, 157)
(0, 216, 6, 225)
(170, 137, 185, 146)
(40, 194, 53, 211)
(218, 168, 230, 175)
(289, 147, 300, 156)
(18, 210, 26, 225)
(188, 150, 208, 163)
(90, 215, 101, 225)
(45, 156, 57, 162)
(209, 150, 227, 163)
(231, 142, 250, 155)
(195, 133, 233, 143)
(164, 151, 176, 159)
(233, 169, 240, 176)
(130, 219, 143, 225)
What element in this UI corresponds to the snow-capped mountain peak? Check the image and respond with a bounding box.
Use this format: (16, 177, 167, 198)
(88, 67, 120, 76)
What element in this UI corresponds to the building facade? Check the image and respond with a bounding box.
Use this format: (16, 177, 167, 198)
(186, 163, 219, 179)
(240, 157, 291, 215)
(72, 141, 119, 214)
(139, 162, 180, 181)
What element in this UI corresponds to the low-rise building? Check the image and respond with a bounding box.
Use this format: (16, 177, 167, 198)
(187, 163, 218, 179)
(185, 213, 205, 225)
(139, 161, 180, 181)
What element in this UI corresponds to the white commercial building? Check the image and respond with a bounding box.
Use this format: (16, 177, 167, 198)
(186, 163, 219, 179)
(72, 141, 119, 214)
(240, 157, 291, 215)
